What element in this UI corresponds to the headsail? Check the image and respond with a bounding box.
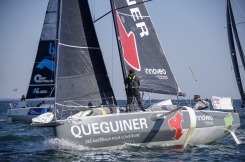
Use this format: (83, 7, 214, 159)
(110, 0, 180, 95)
(26, 0, 58, 99)
(55, 0, 116, 110)
(227, 0, 245, 103)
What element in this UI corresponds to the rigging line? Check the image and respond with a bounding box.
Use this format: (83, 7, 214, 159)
(93, 0, 95, 21)
(224, 22, 245, 29)
(234, 0, 245, 20)
(32, 127, 48, 139)
(117, 11, 150, 18)
(94, 10, 111, 23)
(236, 22, 245, 25)
(93, 0, 153, 23)
(111, 17, 114, 88)
(178, 96, 192, 107)
(56, 103, 100, 108)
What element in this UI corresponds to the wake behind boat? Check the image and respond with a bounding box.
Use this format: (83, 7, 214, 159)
(31, 0, 242, 148)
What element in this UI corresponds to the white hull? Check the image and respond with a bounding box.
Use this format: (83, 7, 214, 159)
(7, 106, 53, 122)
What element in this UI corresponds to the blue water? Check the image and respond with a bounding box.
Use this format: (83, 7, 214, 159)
(0, 100, 245, 161)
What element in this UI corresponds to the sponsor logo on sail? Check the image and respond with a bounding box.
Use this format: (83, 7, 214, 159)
(168, 112, 183, 140)
(70, 118, 148, 138)
(116, 0, 149, 71)
(145, 68, 168, 79)
(36, 59, 55, 71)
(36, 42, 55, 71)
(49, 42, 55, 55)
(145, 68, 166, 75)
(33, 88, 48, 94)
(34, 74, 54, 83)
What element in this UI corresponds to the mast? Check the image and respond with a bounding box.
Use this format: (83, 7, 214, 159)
(109, 0, 127, 80)
(227, 0, 245, 104)
(54, 0, 61, 106)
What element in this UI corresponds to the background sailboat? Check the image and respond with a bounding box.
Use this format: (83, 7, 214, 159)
(7, 0, 58, 121)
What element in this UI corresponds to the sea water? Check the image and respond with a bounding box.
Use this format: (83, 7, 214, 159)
(0, 100, 245, 161)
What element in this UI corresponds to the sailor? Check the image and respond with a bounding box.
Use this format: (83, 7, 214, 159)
(21, 95, 25, 101)
(193, 95, 210, 110)
(124, 68, 145, 112)
(37, 100, 45, 107)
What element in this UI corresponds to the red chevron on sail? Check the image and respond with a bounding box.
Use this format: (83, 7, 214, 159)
(116, 11, 140, 70)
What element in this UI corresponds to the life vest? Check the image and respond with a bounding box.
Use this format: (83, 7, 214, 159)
(128, 75, 136, 89)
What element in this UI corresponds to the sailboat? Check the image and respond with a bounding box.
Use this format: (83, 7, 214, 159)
(31, 0, 241, 148)
(7, 0, 58, 122)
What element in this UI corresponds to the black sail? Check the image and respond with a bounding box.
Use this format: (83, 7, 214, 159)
(26, 0, 58, 99)
(227, 0, 245, 102)
(228, 0, 245, 69)
(110, 0, 180, 95)
(55, 0, 116, 109)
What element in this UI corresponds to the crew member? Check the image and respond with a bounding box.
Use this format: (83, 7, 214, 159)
(193, 95, 210, 110)
(125, 68, 145, 112)
(21, 95, 25, 101)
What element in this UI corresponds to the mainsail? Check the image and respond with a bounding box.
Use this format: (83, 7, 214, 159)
(227, 0, 245, 103)
(110, 0, 180, 95)
(26, 0, 58, 99)
(55, 0, 116, 109)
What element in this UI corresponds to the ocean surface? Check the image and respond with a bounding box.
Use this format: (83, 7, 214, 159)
(0, 99, 245, 161)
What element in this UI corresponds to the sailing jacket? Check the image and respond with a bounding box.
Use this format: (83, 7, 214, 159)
(124, 74, 140, 89)
(194, 99, 210, 110)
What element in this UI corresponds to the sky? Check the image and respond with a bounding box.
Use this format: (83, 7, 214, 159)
(0, 0, 245, 100)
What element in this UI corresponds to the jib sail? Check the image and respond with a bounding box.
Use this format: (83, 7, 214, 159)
(55, 0, 116, 110)
(26, 0, 58, 99)
(110, 0, 180, 95)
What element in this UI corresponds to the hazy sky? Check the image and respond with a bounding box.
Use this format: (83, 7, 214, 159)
(0, 0, 245, 100)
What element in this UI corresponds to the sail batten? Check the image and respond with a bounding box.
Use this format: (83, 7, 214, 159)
(59, 43, 100, 49)
(57, 73, 107, 79)
(29, 84, 55, 86)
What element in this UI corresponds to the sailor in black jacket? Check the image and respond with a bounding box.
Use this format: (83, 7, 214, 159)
(124, 68, 145, 112)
